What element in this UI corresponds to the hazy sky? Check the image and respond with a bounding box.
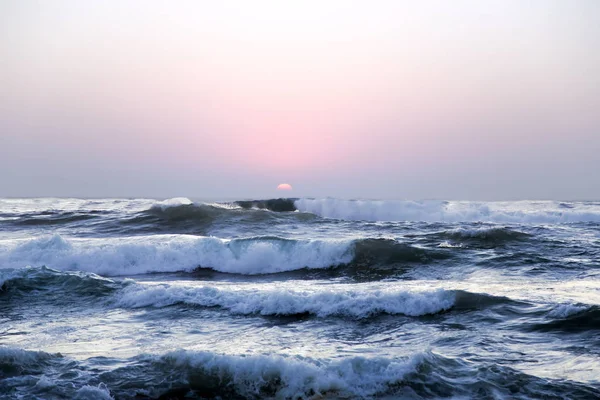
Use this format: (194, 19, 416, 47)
(1, 0, 599, 200)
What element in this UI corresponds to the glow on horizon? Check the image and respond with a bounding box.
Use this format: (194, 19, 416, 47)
(1, 0, 599, 199)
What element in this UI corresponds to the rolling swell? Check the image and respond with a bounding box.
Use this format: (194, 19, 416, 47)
(1, 347, 597, 400)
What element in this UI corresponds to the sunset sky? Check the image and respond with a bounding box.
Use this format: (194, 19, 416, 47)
(1, 1, 599, 199)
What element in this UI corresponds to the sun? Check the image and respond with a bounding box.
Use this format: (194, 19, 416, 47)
(277, 183, 293, 191)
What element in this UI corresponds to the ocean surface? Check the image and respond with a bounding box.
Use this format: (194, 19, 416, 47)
(1, 197, 600, 399)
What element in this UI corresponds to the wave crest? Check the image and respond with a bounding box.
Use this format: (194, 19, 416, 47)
(0, 235, 451, 277)
(116, 283, 456, 318)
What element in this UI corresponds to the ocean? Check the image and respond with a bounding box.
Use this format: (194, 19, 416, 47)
(1, 197, 599, 399)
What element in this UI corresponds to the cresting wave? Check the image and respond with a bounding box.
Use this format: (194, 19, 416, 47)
(1, 268, 455, 319)
(116, 283, 456, 317)
(1, 346, 597, 399)
(0, 235, 451, 276)
(1, 267, 536, 320)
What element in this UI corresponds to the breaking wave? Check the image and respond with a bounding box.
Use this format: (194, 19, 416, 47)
(116, 283, 456, 318)
(1, 268, 525, 320)
(1, 347, 597, 399)
(0, 234, 450, 276)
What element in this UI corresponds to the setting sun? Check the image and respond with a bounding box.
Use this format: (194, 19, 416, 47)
(277, 183, 293, 191)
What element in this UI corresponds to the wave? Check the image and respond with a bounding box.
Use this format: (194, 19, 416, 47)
(116, 198, 314, 236)
(5, 198, 599, 233)
(0, 267, 118, 297)
(123, 201, 236, 229)
(9, 212, 101, 227)
(1, 268, 526, 321)
(234, 198, 297, 212)
(116, 283, 456, 318)
(437, 227, 531, 247)
(444, 226, 529, 240)
(2, 346, 597, 399)
(529, 305, 600, 333)
(0, 234, 450, 277)
(294, 198, 600, 223)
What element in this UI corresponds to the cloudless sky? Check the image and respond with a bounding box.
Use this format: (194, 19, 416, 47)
(1, 0, 599, 199)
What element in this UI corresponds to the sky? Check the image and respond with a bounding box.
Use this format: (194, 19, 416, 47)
(1, 0, 599, 200)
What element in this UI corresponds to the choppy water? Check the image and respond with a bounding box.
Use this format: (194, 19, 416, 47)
(1, 197, 600, 399)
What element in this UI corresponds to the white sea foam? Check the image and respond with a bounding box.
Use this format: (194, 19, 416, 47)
(116, 283, 455, 317)
(0, 234, 354, 276)
(294, 198, 600, 223)
(162, 349, 422, 398)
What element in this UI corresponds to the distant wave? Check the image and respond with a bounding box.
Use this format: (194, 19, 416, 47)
(152, 197, 299, 213)
(4, 198, 600, 230)
(432, 227, 532, 248)
(114, 198, 314, 235)
(294, 198, 600, 223)
(0, 210, 104, 228)
(441, 226, 530, 242)
(234, 198, 297, 212)
(0, 234, 453, 276)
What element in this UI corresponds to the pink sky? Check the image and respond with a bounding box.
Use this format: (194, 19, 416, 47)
(1, 1, 599, 199)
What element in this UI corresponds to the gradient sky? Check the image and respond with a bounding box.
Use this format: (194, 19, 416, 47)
(1, 0, 599, 200)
